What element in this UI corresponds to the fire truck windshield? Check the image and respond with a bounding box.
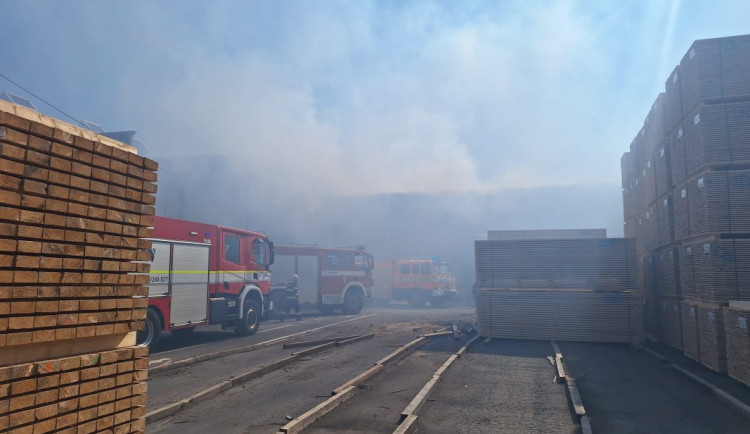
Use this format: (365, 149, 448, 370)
(433, 261, 451, 274)
(253, 238, 270, 267)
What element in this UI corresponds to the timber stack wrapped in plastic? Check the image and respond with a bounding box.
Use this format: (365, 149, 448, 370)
(0, 99, 156, 433)
(621, 33, 750, 377)
(474, 231, 643, 344)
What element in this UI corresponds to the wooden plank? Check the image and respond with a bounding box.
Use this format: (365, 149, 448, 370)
(0, 99, 137, 154)
(565, 376, 587, 417)
(279, 385, 357, 434)
(393, 414, 419, 434)
(283, 335, 359, 349)
(0, 332, 136, 366)
(331, 364, 383, 396)
(335, 333, 375, 346)
(290, 342, 336, 357)
(400, 377, 440, 421)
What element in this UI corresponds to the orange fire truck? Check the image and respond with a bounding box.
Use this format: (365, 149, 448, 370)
(270, 245, 374, 315)
(136, 216, 274, 347)
(373, 259, 456, 307)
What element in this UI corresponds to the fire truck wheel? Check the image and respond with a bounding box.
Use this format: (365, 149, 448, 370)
(429, 296, 445, 308)
(137, 308, 162, 348)
(408, 290, 427, 308)
(236, 299, 261, 336)
(342, 291, 364, 315)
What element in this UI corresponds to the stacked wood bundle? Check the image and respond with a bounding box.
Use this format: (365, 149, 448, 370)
(697, 303, 728, 373)
(475, 290, 643, 344)
(657, 298, 683, 351)
(474, 232, 642, 344)
(622, 34, 750, 374)
(0, 100, 156, 432)
(486, 228, 606, 240)
(654, 247, 680, 297)
(725, 301, 750, 385)
(1, 346, 148, 433)
(681, 301, 700, 361)
(474, 237, 636, 291)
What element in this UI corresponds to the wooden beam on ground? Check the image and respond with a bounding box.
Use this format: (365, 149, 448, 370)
(279, 385, 357, 434)
(335, 333, 375, 346)
(423, 331, 452, 339)
(393, 414, 419, 434)
(283, 335, 358, 349)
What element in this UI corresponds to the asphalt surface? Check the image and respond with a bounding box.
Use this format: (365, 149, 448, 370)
(147, 305, 474, 433)
(418, 339, 579, 434)
(305, 336, 471, 433)
(560, 342, 750, 434)
(143, 305, 750, 433)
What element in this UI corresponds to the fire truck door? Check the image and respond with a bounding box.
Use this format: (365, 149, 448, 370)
(169, 242, 210, 327)
(372, 263, 394, 302)
(296, 255, 318, 305)
(271, 254, 295, 292)
(147, 241, 171, 298)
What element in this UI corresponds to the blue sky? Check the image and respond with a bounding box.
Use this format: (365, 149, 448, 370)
(1, 1, 749, 197)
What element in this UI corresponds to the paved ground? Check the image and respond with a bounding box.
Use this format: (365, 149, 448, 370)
(143, 305, 750, 433)
(418, 339, 579, 434)
(305, 336, 470, 433)
(147, 305, 474, 433)
(560, 342, 749, 434)
(149, 326, 438, 433)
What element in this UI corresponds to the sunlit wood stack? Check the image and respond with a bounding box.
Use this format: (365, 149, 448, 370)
(621, 33, 750, 379)
(474, 231, 642, 344)
(0, 99, 156, 433)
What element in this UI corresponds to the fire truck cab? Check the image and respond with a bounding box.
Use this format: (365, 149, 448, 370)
(271, 245, 373, 315)
(373, 258, 456, 308)
(137, 216, 274, 347)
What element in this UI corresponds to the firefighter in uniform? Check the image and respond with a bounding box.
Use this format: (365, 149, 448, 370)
(283, 274, 303, 321)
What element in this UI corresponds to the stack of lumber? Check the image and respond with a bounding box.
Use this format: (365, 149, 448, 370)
(697, 303, 728, 373)
(655, 143, 672, 198)
(621, 35, 750, 372)
(475, 289, 643, 344)
(474, 237, 636, 291)
(644, 297, 659, 341)
(657, 196, 674, 246)
(681, 301, 700, 361)
(486, 228, 606, 240)
(676, 239, 750, 302)
(0, 99, 156, 433)
(657, 298, 683, 351)
(725, 301, 750, 386)
(1, 347, 148, 433)
(475, 232, 642, 344)
(654, 247, 680, 297)
(675, 169, 750, 238)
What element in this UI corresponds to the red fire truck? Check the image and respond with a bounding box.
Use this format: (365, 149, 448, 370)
(136, 216, 274, 347)
(271, 245, 374, 315)
(373, 259, 456, 307)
